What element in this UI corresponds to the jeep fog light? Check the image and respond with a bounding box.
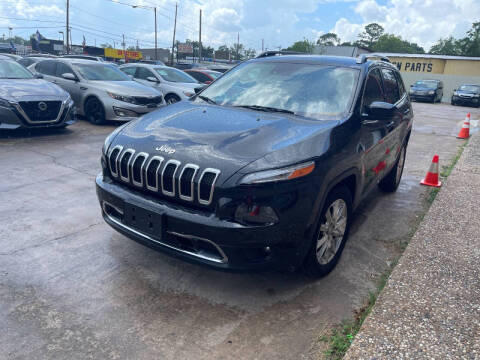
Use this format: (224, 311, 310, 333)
(234, 203, 279, 225)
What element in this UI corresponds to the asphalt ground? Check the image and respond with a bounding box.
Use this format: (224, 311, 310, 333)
(1, 102, 478, 359)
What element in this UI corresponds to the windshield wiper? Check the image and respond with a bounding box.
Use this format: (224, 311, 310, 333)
(198, 95, 216, 104)
(234, 105, 295, 115)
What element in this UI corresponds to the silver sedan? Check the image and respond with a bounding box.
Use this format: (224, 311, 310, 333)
(29, 59, 165, 124)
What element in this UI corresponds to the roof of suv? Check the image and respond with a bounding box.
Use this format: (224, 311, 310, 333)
(251, 54, 395, 70)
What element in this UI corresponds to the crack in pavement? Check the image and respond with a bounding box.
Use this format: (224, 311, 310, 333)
(0, 221, 104, 256)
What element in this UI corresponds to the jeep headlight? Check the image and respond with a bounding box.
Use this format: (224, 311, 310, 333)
(428, 90, 435, 95)
(107, 92, 137, 105)
(0, 98, 12, 108)
(238, 161, 315, 184)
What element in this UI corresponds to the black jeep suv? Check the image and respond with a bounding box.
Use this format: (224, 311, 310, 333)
(96, 54, 413, 277)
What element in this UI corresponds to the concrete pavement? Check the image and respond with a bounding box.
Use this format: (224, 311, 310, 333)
(345, 132, 480, 359)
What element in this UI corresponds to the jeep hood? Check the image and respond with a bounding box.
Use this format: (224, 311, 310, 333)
(113, 101, 335, 182)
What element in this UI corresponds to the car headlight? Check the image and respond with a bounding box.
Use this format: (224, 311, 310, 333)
(107, 92, 137, 105)
(102, 123, 128, 154)
(183, 91, 195, 97)
(238, 161, 315, 185)
(428, 90, 435, 95)
(0, 98, 12, 108)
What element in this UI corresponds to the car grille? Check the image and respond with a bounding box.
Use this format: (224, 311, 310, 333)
(19, 101, 62, 122)
(134, 96, 163, 105)
(107, 146, 220, 206)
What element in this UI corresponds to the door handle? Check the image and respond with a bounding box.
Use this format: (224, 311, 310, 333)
(80, 86, 88, 90)
(386, 121, 395, 128)
(404, 108, 410, 115)
(361, 119, 379, 125)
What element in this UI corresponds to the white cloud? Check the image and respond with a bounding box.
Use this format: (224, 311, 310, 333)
(332, 0, 480, 50)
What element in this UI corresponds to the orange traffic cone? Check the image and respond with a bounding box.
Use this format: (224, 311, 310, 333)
(457, 113, 470, 139)
(420, 154, 442, 187)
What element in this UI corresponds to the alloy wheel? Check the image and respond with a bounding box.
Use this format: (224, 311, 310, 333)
(316, 199, 348, 265)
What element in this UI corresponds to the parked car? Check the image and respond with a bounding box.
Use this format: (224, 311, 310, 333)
(204, 64, 233, 73)
(96, 54, 413, 276)
(17, 56, 44, 68)
(29, 59, 164, 124)
(451, 84, 480, 107)
(61, 55, 104, 62)
(184, 69, 222, 84)
(139, 60, 165, 66)
(0, 58, 75, 129)
(172, 62, 203, 70)
(0, 53, 22, 61)
(119, 63, 202, 104)
(409, 80, 443, 103)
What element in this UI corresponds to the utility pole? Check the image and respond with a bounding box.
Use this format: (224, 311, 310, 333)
(171, 2, 177, 65)
(154, 7, 157, 60)
(122, 34, 126, 62)
(236, 32, 239, 61)
(262, 39, 264, 52)
(198, 9, 202, 63)
(66, 0, 70, 54)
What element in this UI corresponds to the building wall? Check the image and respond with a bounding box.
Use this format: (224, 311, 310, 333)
(388, 56, 480, 102)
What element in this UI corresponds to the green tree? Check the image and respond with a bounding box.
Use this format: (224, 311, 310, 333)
(99, 43, 112, 48)
(461, 21, 480, 56)
(429, 36, 460, 55)
(230, 43, 245, 61)
(285, 38, 315, 53)
(243, 48, 256, 59)
(358, 23, 384, 48)
(317, 32, 340, 46)
(372, 34, 425, 54)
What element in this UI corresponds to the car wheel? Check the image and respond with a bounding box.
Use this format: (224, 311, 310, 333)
(85, 97, 105, 125)
(165, 94, 181, 105)
(451, 101, 455, 106)
(378, 145, 406, 192)
(303, 186, 352, 278)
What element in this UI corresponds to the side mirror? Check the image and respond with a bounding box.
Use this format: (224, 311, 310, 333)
(410, 84, 413, 87)
(194, 87, 203, 94)
(147, 76, 159, 83)
(35, 74, 44, 79)
(366, 101, 395, 118)
(62, 73, 77, 81)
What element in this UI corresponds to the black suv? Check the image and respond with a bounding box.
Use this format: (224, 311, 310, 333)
(96, 54, 413, 277)
(409, 79, 443, 103)
(451, 84, 480, 107)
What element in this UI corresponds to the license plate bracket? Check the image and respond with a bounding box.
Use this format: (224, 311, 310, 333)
(124, 201, 163, 239)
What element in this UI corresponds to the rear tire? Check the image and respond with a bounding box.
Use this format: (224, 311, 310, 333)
(303, 186, 352, 278)
(378, 145, 406, 192)
(85, 97, 105, 125)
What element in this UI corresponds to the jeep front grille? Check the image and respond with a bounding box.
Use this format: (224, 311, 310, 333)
(107, 147, 220, 206)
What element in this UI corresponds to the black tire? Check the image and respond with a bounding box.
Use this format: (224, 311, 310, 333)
(165, 94, 181, 105)
(451, 101, 455, 106)
(303, 186, 352, 278)
(84, 97, 106, 125)
(378, 145, 406, 192)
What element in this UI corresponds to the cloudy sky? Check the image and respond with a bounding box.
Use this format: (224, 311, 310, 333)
(1, 0, 479, 52)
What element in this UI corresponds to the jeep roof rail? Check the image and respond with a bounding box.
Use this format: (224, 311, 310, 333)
(256, 50, 304, 58)
(356, 53, 391, 64)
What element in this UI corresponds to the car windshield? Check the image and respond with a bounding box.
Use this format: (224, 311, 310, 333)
(459, 85, 480, 92)
(0, 60, 34, 79)
(206, 71, 221, 79)
(73, 63, 129, 81)
(196, 61, 359, 120)
(154, 67, 198, 83)
(414, 81, 438, 89)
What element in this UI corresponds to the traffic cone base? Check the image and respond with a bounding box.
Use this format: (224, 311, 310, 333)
(457, 113, 470, 139)
(420, 154, 442, 187)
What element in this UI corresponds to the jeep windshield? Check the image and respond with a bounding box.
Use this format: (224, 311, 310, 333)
(0, 60, 34, 79)
(73, 63, 130, 81)
(195, 61, 359, 120)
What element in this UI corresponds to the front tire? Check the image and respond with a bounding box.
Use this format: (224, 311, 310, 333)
(378, 145, 406, 192)
(165, 94, 181, 105)
(85, 97, 105, 125)
(303, 186, 352, 278)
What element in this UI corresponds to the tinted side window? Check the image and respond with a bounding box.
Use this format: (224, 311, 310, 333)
(363, 68, 384, 112)
(190, 72, 209, 83)
(381, 68, 400, 104)
(18, 58, 34, 67)
(136, 67, 154, 80)
(56, 62, 73, 77)
(121, 67, 136, 76)
(395, 72, 406, 97)
(37, 60, 57, 76)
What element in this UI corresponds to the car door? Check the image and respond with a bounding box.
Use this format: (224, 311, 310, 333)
(359, 67, 390, 193)
(380, 67, 407, 171)
(54, 62, 83, 105)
